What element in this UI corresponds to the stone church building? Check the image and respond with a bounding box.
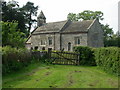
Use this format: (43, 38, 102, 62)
(25, 11, 104, 51)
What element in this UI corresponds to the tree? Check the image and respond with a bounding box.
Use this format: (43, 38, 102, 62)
(1, 0, 27, 34)
(2, 21, 26, 48)
(20, 1, 38, 33)
(101, 24, 114, 40)
(67, 10, 104, 21)
(104, 34, 120, 47)
(78, 10, 104, 21)
(67, 13, 78, 21)
(1, 0, 38, 37)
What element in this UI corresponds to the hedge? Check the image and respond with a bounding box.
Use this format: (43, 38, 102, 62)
(93, 47, 120, 75)
(74, 46, 120, 75)
(73, 46, 96, 66)
(2, 46, 48, 75)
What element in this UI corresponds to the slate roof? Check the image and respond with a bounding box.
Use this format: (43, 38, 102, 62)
(32, 20, 67, 34)
(32, 19, 94, 35)
(62, 20, 93, 33)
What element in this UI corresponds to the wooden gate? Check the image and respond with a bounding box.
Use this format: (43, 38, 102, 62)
(48, 50, 80, 65)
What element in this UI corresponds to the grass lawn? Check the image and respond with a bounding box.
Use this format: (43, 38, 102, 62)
(2, 63, 118, 88)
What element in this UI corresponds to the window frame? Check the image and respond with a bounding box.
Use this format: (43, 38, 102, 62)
(74, 37, 81, 45)
(48, 37, 53, 45)
(41, 40, 45, 45)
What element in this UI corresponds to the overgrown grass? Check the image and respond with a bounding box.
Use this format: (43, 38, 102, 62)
(2, 64, 118, 88)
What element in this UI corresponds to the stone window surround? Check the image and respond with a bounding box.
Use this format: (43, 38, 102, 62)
(40, 40, 46, 45)
(74, 36, 82, 45)
(48, 37, 53, 45)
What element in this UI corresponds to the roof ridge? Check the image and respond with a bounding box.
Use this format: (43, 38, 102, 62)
(72, 20, 94, 23)
(46, 20, 67, 24)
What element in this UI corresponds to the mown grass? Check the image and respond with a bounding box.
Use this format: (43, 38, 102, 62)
(2, 63, 118, 88)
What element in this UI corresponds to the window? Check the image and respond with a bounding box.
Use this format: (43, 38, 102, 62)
(31, 47, 33, 50)
(48, 37, 52, 45)
(75, 37, 81, 45)
(42, 47, 45, 50)
(68, 42, 71, 51)
(34, 46, 38, 50)
(41, 40, 45, 45)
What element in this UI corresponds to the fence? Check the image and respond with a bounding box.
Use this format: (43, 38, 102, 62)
(32, 49, 80, 65)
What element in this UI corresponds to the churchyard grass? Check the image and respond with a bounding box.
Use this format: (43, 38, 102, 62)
(2, 63, 118, 88)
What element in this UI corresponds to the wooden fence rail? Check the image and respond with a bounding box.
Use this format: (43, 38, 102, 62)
(48, 49, 80, 65)
(32, 49, 80, 65)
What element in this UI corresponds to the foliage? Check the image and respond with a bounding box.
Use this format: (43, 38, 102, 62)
(20, 1, 38, 33)
(93, 47, 120, 75)
(73, 46, 120, 75)
(32, 51, 48, 63)
(104, 33, 120, 47)
(1, 0, 38, 36)
(101, 24, 114, 40)
(67, 10, 104, 21)
(2, 46, 48, 75)
(78, 10, 104, 21)
(2, 46, 31, 74)
(67, 13, 78, 21)
(2, 21, 25, 47)
(1, 0, 28, 34)
(73, 46, 96, 66)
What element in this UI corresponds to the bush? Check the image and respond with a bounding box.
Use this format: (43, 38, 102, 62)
(2, 46, 32, 74)
(73, 46, 96, 66)
(94, 47, 120, 75)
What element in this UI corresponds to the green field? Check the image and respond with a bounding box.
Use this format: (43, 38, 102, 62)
(2, 63, 118, 88)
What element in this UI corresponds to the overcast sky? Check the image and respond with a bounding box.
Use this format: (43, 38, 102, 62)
(6, 0, 119, 33)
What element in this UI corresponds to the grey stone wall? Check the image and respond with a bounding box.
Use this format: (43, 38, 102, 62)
(31, 33, 60, 51)
(61, 33, 88, 51)
(30, 33, 88, 51)
(87, 19, 104, 47)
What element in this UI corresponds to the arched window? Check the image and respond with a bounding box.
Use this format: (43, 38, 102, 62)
(68, 42, 71, 51)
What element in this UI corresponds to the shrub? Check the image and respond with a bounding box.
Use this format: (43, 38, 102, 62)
(2, 46, 32, 74)
(93, 47, 120, 75)
(73, 46, 96, 66)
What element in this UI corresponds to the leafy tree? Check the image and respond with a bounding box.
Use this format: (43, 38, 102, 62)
(20, 1, 38, 33)
(1, 0, 38, 36)
(67, 10, 104, 21)
(101, 24, 113, 40)
(67, 13, 78, 21)
(104, 33, 120, 47)
(1, 0, 27, 35)
(78, 10, 104, 21)
(2, 21, 26, 47)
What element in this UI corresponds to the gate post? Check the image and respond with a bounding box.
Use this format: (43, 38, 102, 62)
(48, 48, 52, 59)
(77, 53, 80, 65)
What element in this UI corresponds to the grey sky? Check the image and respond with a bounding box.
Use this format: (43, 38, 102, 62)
(6, 0, 119, 33)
